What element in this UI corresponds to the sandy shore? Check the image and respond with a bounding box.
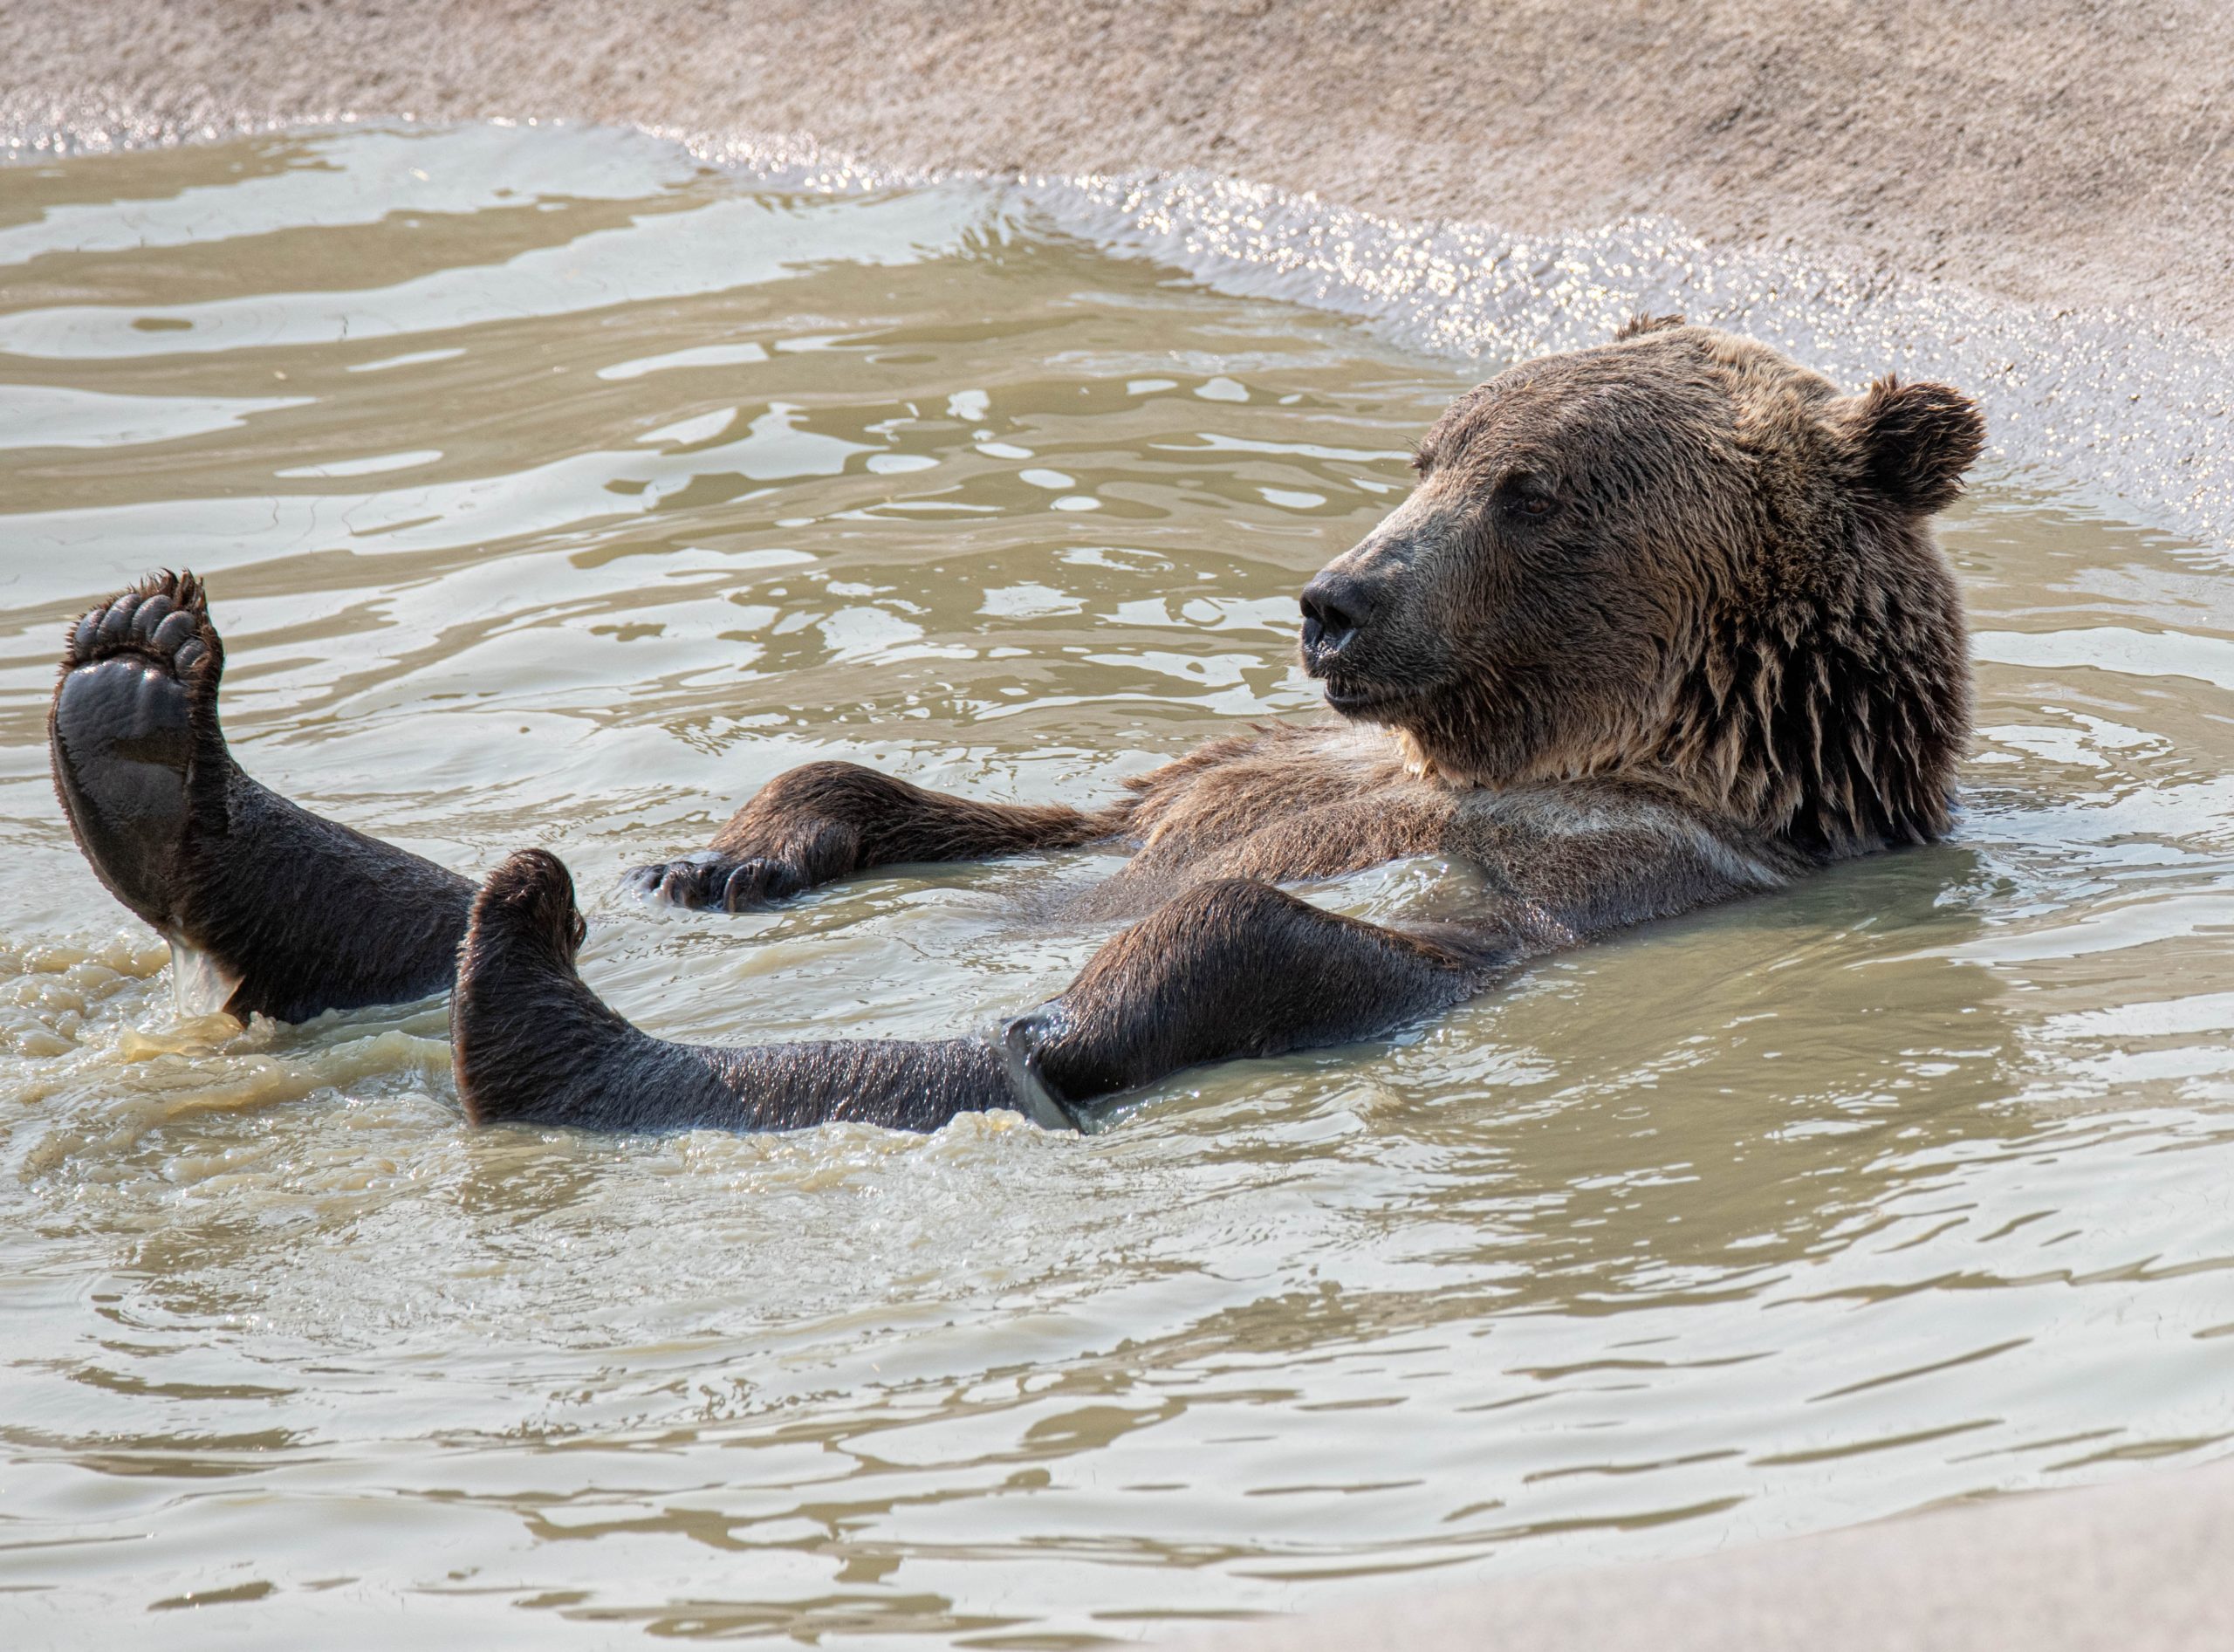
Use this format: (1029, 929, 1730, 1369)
(4, 0, 2232, 337)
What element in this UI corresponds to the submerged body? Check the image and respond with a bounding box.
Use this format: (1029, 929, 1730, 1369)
(48, 320, 1984, 1133)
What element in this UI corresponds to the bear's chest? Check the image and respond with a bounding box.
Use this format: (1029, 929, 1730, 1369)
(1120, 738, 1460, 884)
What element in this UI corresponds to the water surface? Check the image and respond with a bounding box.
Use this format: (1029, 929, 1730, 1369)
(4, 124, 2234, 1645)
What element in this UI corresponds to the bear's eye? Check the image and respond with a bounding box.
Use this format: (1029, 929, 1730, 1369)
(1500, 481, 1558, 522)
(1408, 443, 1435, 476)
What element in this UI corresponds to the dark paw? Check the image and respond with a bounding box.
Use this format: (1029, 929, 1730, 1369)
(51, 573, 231, 932)
(627, 852, 805, 912)
(64, 571, 221, 695)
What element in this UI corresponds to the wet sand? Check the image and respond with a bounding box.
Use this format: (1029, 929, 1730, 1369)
(4, 0, 2232, 338)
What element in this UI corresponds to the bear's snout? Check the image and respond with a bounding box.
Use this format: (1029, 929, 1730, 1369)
(1299, 570, 1381, 670)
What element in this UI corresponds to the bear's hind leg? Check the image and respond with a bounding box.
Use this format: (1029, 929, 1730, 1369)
(50, 572, 475, 1022)
(453, 848, 1050, 1133)
(50, 573, 215, 937)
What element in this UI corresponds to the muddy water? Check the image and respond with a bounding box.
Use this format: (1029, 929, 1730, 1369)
(4, 124, 2234, 1645)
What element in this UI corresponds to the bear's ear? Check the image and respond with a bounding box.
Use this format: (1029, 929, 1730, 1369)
(1614, 312, 1685, 340)
(1834, 375, 1986, 515)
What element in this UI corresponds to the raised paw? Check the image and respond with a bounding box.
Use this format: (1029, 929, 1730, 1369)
(626, 851, 805, 912)
(50, 571, 230, 929)
(63, 569, 222, 690)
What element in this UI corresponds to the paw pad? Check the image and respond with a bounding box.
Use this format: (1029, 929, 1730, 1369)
(65, 572, 213, 676)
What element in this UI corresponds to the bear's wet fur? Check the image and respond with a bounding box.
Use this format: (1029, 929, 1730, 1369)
(50, 320, 1984, 1132)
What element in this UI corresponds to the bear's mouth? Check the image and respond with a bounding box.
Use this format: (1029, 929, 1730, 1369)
(1318, 675, 1408, 717)
(1300, 623, 1437, 721)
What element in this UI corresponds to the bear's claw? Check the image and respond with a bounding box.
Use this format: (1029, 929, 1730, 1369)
(627, 852, 805, 912)
(64, 570, 221, 689)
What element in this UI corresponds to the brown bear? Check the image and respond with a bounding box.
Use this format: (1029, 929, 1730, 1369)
(49, 318, 1983, 1134)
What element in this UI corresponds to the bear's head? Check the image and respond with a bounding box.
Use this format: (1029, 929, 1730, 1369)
(1298, 318, 1984, 855)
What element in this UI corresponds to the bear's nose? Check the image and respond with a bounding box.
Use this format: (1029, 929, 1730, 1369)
(1299, 572, 1378, 658)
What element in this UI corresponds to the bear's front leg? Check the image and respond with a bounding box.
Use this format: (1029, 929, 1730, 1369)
(629, 759, 1119, 911)
(1007, 879, 1507, 1107)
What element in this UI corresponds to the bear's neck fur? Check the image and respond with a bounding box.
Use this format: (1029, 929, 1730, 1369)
(1388, 510, 1970, 860)
(1652, 523, 1970, 857)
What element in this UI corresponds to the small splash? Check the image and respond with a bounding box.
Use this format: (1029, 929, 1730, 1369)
(0, 930, 167, 1058)
(168, 932, 243, 1019)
